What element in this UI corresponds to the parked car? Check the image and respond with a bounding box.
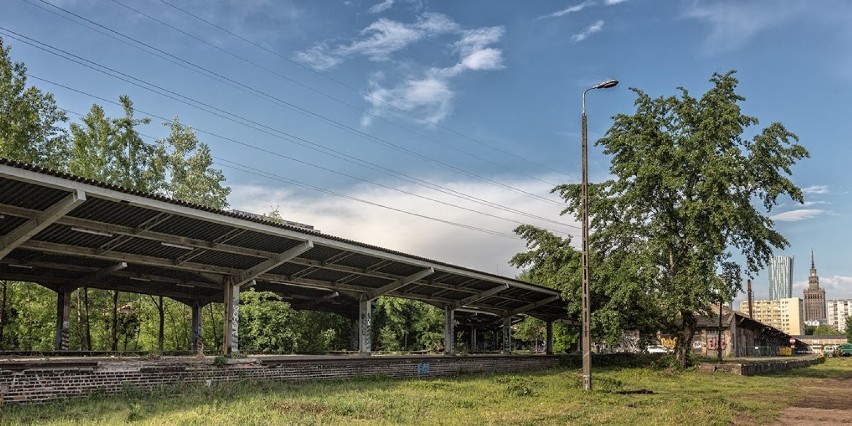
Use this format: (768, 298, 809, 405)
(645, 345, 671, 354)
(839, 343, 852, 357)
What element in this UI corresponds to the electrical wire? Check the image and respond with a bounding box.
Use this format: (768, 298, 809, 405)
(25, 0, 566, 207)
(1, 27, 577, 230)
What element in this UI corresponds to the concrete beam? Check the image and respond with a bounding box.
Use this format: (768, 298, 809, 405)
(452, 284, 509, 309)
(0, 190, 85, 260)
(293, 291, 339, 311)
(235, 240, 314, 287)
(366, 267, 434, 300)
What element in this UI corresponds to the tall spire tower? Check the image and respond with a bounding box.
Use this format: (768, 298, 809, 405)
(803, 250, 826, 323)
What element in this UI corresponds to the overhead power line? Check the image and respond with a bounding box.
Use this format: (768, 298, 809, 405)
(157, 0, 567, 179)
(43, 78, 580, 240)
(25, 0, 566, 207)
(1, 26, 576, 231)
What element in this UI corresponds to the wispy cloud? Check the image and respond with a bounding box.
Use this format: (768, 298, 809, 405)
(604, 0, 627, 5)
(295, 12, 459, 68)
(803, 185, 829, 194)
(538, 2, 590, 19)
(682, 1, 805, 53)
(360, 25, 505, 125)
(228, 175, 572, 276)
(793, 276, 852, 300)
(770, 209, 825, 222)
(572, 20, 604, 42)
(367, 0, 394, 14)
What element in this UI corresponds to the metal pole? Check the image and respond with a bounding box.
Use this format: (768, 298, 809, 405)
(581, 89, 592, 391)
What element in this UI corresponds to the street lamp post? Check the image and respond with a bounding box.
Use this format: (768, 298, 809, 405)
(581, 79, 618, 391)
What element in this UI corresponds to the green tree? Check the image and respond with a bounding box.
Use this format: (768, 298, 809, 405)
(515, 72, 808, 368)
(160, 119, 230, 209)
(0, 37, 68, 168)
(846, 318, 852, 341)
(813, 324, 839, 335)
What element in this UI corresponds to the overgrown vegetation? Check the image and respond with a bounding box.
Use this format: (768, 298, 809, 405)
(5, 356, 849, 425)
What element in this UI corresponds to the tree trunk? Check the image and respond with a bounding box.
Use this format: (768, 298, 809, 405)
(0, 280, 7, 349)
(111, 290, 119, 351)
(83, 288, 92, 351)
(674, 311, 697, 369)
(157, 296, 165, 352)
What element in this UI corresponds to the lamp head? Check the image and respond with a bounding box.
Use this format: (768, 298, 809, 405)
(592, 79, 619, 90)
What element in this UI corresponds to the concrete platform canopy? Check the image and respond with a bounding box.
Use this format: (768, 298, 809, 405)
(0, 159, 570, 356)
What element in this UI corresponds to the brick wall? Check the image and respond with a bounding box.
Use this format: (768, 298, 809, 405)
(0, 355, 561, 404)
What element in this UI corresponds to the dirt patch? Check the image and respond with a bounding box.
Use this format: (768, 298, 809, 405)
(771, 378, 852, 425)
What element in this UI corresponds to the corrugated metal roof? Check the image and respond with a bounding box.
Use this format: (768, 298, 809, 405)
(0, 158, 569, 321)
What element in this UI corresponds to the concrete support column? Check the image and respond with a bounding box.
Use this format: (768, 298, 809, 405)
(501, 317, 512, 355)
(358, 298, 372, 355)
(191, 301, 203, 354)
(223, 276, 239, 355)
(54, 287, 72, 351)
(546, 321, 554, 355)
(348, 318, 359, 352)
(443, 306, 455, 356)
(469, 325, 477, 354)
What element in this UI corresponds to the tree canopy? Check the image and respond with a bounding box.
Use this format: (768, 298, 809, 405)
(514, 71, 809, 366)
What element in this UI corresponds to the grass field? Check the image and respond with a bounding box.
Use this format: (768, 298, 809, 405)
(5, 356, 849, 425)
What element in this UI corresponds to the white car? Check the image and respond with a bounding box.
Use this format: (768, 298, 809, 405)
(646, 345, 670, 354)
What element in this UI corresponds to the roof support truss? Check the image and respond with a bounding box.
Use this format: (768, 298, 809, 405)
(366, 267, 434, 300)
(0, 190, 85, 260)
(510, 295, 562, 316)
(452, 284, 510, 309)
(236, 240, 314, 287)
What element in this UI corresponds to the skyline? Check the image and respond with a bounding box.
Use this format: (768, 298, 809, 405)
(2, 1, 851, 302)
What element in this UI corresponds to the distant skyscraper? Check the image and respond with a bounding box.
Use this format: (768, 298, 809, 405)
(803, 251, 827, 323)
(768, 256, 794, 300)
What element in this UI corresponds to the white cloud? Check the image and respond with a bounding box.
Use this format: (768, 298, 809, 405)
(605, 0, 627, 5)
(297, 12, 460, 68)
(363, 76, 455, 124)
(293, 44, 342, 71)
(770, 209, 825, 222)
(367, 0, 394, 14)
(793, 276, 852, 300)
(572, 20, 604, 42)
(803, 185, 829, 194)
(683, 1, 805, 53)
(538, 2, 590, 19)
(227, 175, 575, 276)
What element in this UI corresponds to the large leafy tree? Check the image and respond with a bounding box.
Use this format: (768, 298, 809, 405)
(159, 119, 230, 209)
(515, 72, 808, 367)
(0, 37, 68, 168)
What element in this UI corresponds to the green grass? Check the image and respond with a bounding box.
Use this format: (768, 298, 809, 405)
(4, 356, 850, 425)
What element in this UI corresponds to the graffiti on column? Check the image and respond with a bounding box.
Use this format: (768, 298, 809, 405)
(360, 307, 371, 350)
(60, 319, 69, 350)
(230, 288, 239, 352)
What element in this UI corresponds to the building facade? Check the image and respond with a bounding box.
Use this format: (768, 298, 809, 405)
(803, 251, 827, 323)
(739, 297, 805, 336)
(827, 300, 852, 332)
(768, 255, 794, 300)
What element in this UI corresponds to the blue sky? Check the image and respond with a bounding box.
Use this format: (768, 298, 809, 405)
(3, 0, 851, 304)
